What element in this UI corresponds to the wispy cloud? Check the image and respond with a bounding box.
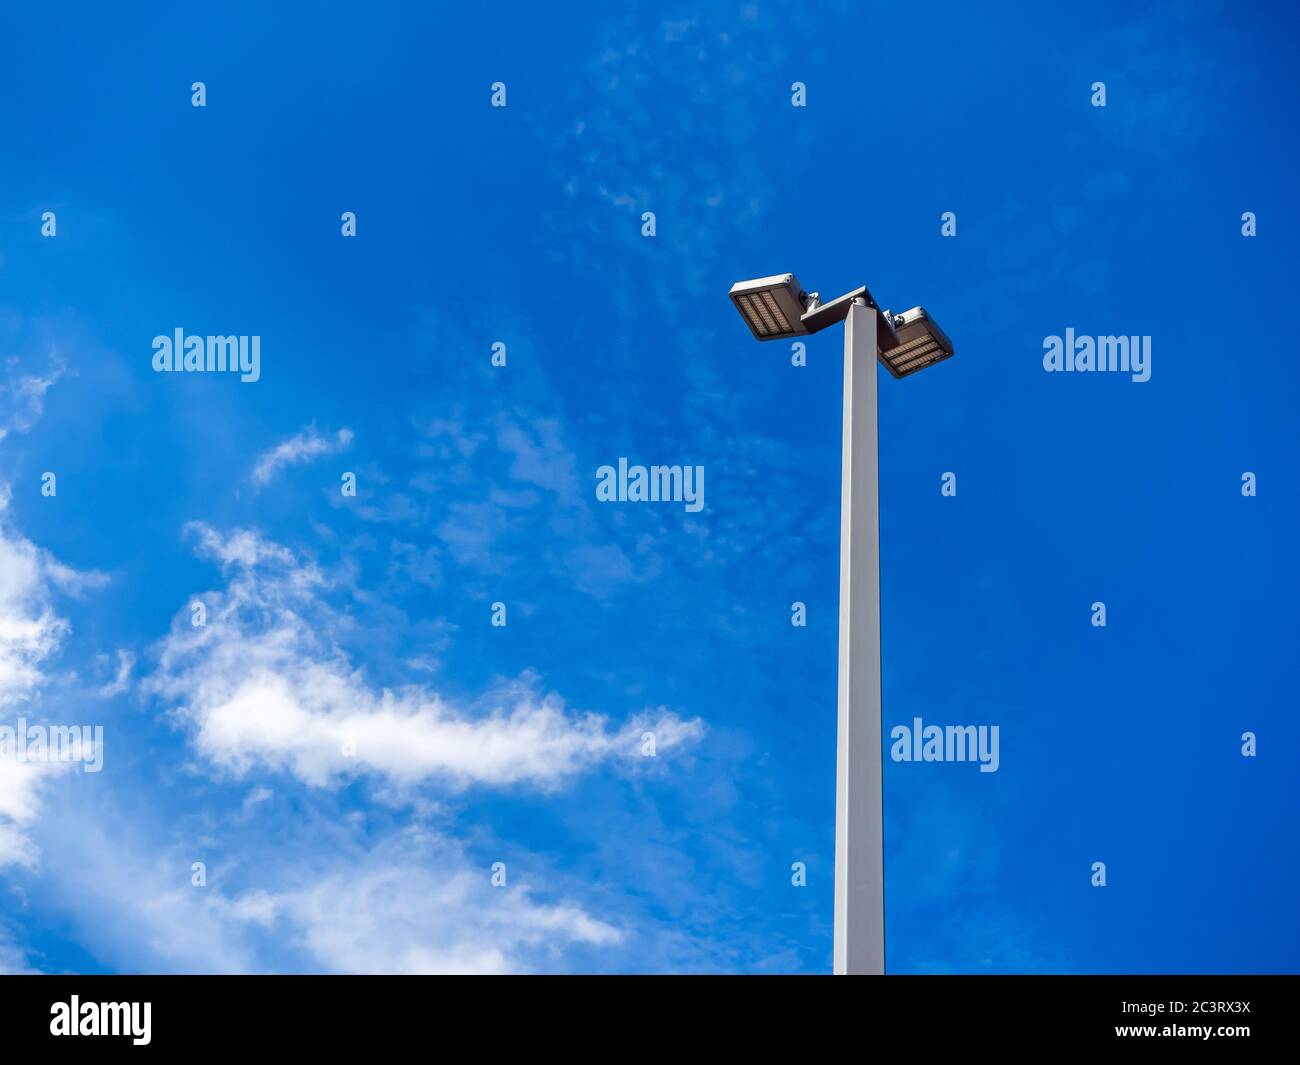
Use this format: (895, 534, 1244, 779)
(0, 486, 107, 872)
(25, 802, 628, 974)
(0, 758, 64, 870)
(0, 489, 75, 708)
(250, 426, 353, 489)
(0, 923, 40, 974)
(146, 524, 703, 791)
(0, 363, 92, 877)
(0, 359, 63, 442)
(97, 649, 134, 697)
(214, 835, 623, 974)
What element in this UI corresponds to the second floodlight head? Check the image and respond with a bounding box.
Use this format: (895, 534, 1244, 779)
(878, 307, 954, 378)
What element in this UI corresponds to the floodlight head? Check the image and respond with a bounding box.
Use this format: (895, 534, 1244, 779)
(880, 306, 954, 378)
(728, 274, 812, 341)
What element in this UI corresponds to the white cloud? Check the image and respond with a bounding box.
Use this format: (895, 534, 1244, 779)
(29, 803, 622, 974)
(240, 786, 273, 814)
(97, 649, 134, 697)
(0, 361, 63, 442)
(0, 923, 39, 974)
(30, 813, 261, 974)
(148, 524, 703, 791)
(0, 509, 70, 707)
(0, 482, 102, 869)
(0, 757, 64, 869)
(250, 426, 353, 488)
(216, 843, 622, 974)
(0, 368, 70, 876)
(498, 416, 580, 500)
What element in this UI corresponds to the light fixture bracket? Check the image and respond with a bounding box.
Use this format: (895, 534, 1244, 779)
(800, 285, 900, 350)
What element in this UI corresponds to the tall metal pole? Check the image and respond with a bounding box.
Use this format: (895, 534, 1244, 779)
(833, 298, 885, 975)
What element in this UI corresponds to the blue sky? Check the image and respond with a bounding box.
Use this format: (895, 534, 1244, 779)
(0, 0, 1297, 974)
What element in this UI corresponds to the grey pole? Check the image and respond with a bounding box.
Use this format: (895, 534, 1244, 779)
(832, 298, 885, 975)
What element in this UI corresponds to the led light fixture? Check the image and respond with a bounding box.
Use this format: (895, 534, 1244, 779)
(880, 306, 954, 378)
(728, 274, 813, 340)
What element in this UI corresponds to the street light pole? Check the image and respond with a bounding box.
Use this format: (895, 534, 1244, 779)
(726, 273, 954, 976)
(833, 299, 885, 975)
